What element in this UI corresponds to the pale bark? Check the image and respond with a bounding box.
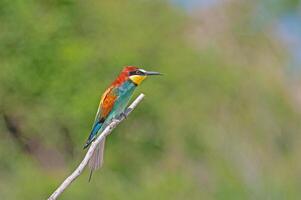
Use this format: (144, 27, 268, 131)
(48, 94, 145, 200)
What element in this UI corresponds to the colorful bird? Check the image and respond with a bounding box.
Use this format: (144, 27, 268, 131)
(84, 66, 161, 181)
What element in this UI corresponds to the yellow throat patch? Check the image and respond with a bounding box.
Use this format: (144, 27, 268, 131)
(129, 75, 146, 85)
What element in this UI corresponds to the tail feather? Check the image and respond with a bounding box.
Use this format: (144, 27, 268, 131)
(88, 138, 106, 181)
(84, 122, 103, 149)
(88, 170, 94, 182)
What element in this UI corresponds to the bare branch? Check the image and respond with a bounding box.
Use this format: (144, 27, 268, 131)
(47, 93, 145, 200)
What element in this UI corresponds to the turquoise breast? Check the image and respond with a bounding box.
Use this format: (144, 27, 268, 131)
(105, 80, 136, 123)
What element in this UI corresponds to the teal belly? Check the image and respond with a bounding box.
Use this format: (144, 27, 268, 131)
(104, 81, 136, 124)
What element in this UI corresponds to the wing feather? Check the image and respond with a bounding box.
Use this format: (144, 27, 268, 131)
(84, 86, 118, 148)
(94, 86, 117, 123)
(101, 89, 118, 118)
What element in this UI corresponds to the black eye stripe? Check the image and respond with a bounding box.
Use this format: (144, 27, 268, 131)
(129, 70, 145, 76)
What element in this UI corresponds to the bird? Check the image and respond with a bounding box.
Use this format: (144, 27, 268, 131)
(84, 66, 161, 181)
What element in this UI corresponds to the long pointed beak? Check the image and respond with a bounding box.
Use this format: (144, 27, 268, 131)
(145, 71, 162, 76)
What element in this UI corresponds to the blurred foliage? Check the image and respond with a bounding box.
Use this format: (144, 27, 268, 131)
(1, 0, 301, 199)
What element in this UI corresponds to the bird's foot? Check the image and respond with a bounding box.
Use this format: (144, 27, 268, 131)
(116, 111, 127, 121)
(120, 112, 127, 119)
(111, 118, 119, 124)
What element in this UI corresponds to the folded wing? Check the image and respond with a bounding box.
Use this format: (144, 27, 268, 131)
(84, 86, 118, 148)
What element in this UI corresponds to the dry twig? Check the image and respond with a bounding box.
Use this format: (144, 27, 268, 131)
(48, 94, 145, 200)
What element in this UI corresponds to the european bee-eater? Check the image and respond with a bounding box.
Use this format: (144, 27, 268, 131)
(84, 66, 161, 181)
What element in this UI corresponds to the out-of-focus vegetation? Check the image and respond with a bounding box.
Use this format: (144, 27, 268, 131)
(1, 0, 301, 199)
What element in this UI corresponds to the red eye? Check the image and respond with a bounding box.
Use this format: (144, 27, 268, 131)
(136, 70, 144, 75)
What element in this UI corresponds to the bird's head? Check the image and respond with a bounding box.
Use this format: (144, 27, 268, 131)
(123, 66, 162, 85)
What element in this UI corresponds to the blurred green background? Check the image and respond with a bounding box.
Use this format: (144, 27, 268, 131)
(1, 0, 301, 199)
